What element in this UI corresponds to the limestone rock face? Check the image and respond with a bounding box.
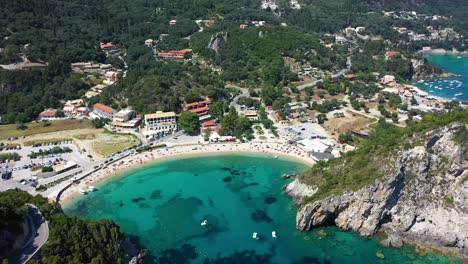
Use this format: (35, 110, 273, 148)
(289, 124, 468, 256)
(208, 32, 227, 54)
(283, 178, 317, 204)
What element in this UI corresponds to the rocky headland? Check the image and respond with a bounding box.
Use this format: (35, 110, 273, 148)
(286, 123, 468, 257)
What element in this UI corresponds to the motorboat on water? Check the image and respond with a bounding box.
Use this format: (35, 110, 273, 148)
(79, 189, 88, 194)
(252, 232, 259, 239)
(88, 186, 97, 191)
(274, 155, 278, 159)
(455, 93, 463, 97)
(201, 220, 208, 226)
(272, 231, 277, 238)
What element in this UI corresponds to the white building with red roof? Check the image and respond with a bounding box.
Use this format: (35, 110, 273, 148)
(93, 103, 116, 119)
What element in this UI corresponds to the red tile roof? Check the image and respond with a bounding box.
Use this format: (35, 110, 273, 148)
(159, 49, 192, 56)
(100, 42, 114, 49)
(345, 74, 356, 79)
(202, 120, 217, 127)
(386, 50, 399, 57)
(189, 106, 210, 113)
(94, 103, 114, 113)
(185, 98, 211, 108)
(39, 111, 56, 117)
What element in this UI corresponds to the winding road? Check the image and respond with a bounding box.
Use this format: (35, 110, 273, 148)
(11, 205, 49, 264)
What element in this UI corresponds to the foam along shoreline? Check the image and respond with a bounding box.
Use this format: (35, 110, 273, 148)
(58, 142, 315, 207)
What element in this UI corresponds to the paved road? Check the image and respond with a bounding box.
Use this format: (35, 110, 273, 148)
(297, 57, 352, 90)
(11, 205, 49, 264)
(229, 87, 250, 111)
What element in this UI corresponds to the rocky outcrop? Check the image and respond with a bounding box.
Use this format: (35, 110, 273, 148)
(411, 57, 456, 80)
(289, 124, 468, 257)
(284, 178, 317, 204)
(208, 32, 227, 54)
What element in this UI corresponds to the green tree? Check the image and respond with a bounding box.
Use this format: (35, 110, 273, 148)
(209, 101, 225, 120)
(179, 111, 200, 134)
(317, 113, 328, 124)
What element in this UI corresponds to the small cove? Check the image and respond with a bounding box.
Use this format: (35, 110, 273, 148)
(64, 153, 460, 263)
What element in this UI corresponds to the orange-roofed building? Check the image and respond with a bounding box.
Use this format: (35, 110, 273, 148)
(201, 120, 221, 134)
(158, 49, 192, 60)
(39, 109, 57, 119)
(385, 50, 399, 58)
(100, 42, 114, 49)
(189, 106, 210, 116)
(240, 24, 249, 29)
(184, 98, 212, 111)
(93, 103, 116, 119)
(345, 74, 356, 79)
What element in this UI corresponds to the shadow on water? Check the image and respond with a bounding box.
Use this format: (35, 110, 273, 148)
(203, 250, 272, 264)
(264, 197, 277, 204)
(150, 190, 163, 200)
(251, 209, 273, 223)
(153, 243, 198, 264)
(290, 256, 333, 264)
(132, 197, 146, 203)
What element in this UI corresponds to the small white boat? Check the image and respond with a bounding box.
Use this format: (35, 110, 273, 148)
(274, 155, 278, 159)
(455, 93, 463, 97)
(272, 231, 277, 238)
(201, 220, 208, 226)
(88, 186, 96, 191)
(252, 232, 259, 239)
(79, 189, 88, 194)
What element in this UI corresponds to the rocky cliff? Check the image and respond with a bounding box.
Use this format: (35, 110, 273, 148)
(208, 32, 227, 54)
(286, 124, 468, 257)
(411, 57, 456, 80)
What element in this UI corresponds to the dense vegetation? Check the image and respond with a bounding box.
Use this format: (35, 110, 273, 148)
(0, 190, 127, 263)
(299, 108, 468, 202)
(1, 0, 465, 123)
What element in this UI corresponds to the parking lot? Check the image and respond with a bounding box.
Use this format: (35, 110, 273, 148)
(278, 122, 330, 142)
(1, 140, 91, 186)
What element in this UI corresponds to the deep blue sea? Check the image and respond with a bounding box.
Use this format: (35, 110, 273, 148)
(64, 154, 461, 263)
(416, 53, 468, 101)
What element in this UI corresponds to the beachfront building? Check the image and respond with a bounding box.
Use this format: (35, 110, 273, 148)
(185, 98, 212, 119)
(143, 111, 178, 138)
(93, 103, 116, 119)
(200, 120, 221, 134)
(110, 109, 141, 130)
(297, 138, 334, 161)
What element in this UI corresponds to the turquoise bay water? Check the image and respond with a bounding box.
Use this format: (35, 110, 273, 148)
(65, 154, 460, 263)
(416, 53, 468, 101)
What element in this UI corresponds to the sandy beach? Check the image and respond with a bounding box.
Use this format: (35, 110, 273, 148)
(58, 142, 315, 207)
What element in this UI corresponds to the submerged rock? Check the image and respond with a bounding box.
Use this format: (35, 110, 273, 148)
(264, 197, 277, 204)
(132, 197, 145, 203)
(381, 234, 403, 248)
(251, 209, 273, 223)
(222, 176, 233, 182)
(376, 252, 385, 259)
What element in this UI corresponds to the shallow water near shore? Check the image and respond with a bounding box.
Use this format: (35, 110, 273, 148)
(64, 154, 460, 263)
(416, 53, 468, 101)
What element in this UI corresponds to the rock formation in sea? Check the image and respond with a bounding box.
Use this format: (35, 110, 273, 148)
(286, 124, 468, 257)
(411, 57, 456, 80)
